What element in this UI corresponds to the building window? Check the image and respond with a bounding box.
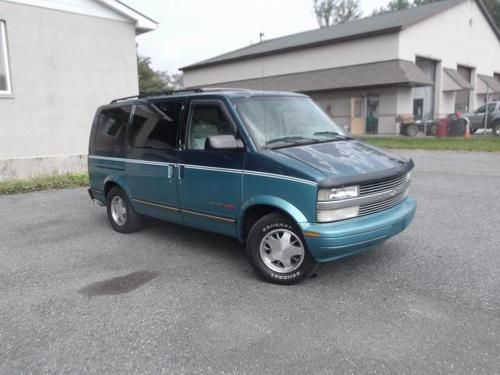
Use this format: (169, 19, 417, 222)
(0, 21, 12, 95)
(366, 95, 379, 134)
(414, 57, 436, 121)
(456, 65, 473, 112)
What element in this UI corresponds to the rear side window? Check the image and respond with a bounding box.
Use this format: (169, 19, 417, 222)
(129, 101, 182, 149)
(95, 106, 132, 148)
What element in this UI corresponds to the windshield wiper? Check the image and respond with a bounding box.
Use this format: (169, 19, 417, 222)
(313, 131, 350, 139)
(265, 136, 320, 149)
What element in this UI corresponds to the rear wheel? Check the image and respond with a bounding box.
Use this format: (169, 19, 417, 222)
(106, 186, 143, 233)
(246, 212, 317, 285)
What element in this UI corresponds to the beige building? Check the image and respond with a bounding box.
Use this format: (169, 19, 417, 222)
(182, 0, 500, 135)
(0, 0, 156, 180)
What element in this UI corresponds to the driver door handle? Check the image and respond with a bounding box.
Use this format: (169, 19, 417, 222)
(178, 165, 184, 181)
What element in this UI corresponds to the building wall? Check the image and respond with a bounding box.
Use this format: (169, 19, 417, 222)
(0, 1, 139, 179)
(183, 33, 400, 87)
(398, 0, 500, 116)
(309, 87, 399, 135)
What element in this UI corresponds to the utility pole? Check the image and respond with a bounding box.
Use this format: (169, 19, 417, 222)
(483, 86, 489, 137)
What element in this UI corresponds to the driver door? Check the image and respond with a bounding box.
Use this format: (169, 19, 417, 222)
(177, 99, 245, 237)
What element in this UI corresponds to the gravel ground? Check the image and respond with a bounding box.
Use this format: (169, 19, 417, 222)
(0, 150, 499, 374)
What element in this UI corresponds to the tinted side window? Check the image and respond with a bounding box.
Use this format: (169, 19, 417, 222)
(129, 101, 182, 149)
(187, 104, 234, 150)
(95, 106, 132, 147)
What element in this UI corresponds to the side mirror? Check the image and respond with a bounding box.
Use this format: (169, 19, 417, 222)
(205, 134, 244, 151)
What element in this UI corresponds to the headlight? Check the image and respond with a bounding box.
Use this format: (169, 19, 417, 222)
(406, 171, 412, 182)
(317, 206, 359, 222)
(318, 185, 359, 201)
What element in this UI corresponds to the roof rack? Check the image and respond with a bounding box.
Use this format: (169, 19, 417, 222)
(200, 87, 250, 92)
(109, 88, 204, 104)
(109, 87, 252, 104)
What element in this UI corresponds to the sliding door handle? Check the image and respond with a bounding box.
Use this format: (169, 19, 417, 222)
(178, 165, 184, 181)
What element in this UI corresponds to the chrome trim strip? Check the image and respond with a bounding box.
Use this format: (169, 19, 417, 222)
(132, 198, 236, 224)
(89, 155, 173, 167)
(244, 170, 317, 186)
(317, 182, 410, 210)
(132, 198, 180, 213)
(89, 155, 317, 186)
(181, 208, 236, 223)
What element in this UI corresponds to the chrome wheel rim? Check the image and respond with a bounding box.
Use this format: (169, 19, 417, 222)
(259, 229, 305, 274)
(110, 196, 127, 226)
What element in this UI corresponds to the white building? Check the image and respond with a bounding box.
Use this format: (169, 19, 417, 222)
(182, 0, 500, 135)
(0, 0, 156, 180)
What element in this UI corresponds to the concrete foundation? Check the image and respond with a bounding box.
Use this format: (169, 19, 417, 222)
(0, 154, 87, 181)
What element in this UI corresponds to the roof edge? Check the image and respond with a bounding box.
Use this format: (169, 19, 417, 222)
(187, 59, 434, 91)
(181, 27, 402, 72)
(95, 0, 158, 34)
(475, 0, 500, 41)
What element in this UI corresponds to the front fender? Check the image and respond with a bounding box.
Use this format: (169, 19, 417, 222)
(238, 195, 309, 239)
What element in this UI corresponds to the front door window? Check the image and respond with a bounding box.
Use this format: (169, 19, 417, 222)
(187, 104, 235, 150)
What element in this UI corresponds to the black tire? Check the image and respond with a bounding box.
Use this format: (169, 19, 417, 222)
(246, 212, 318, 285)
(428, 123, 438, 136)
(106, 186, 143, 233)
(406, 124, 418, 137)
(493, 122, 500, 137)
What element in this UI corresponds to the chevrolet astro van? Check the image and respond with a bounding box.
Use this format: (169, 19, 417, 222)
(88, 89, 416, 284)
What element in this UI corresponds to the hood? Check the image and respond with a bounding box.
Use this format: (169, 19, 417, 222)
(275, 140, 412, 187)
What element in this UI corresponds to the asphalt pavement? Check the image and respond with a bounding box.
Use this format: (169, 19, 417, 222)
(0, 150, 499, 374)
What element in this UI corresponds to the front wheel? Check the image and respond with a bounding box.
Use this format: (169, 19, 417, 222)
(246, 212, 317, 285)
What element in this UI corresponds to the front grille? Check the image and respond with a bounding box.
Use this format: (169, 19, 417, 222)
(359, 174, 407, 196)
(358, 189, 408, 217)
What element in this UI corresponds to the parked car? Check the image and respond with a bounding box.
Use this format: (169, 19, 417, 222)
(88, 89, 416, 284)
(461, 101, 500, 135)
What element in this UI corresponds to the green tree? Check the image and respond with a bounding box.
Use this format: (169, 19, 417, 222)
(483, 0, 500, 28)
(372, 0, 411, 15)
(412, 0, 441, 5)
(137, 55, 183, 94)
(373, 0, 499, 29)
(313, 0, 362, 27)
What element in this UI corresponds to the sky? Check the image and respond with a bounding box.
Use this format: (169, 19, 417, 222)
(124, 0, 389, 74)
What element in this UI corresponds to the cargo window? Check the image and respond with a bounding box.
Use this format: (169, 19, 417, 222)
(95, 106, 132, 148)
(129, 101, 182, 149)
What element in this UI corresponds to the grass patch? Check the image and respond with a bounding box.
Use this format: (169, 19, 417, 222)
(359, 136, 500, 152)
(0, 173, 89, 195)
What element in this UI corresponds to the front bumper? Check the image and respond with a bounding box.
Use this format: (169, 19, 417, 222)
(300, 197, 416, 263)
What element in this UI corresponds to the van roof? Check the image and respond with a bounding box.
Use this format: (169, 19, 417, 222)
(108, 88, 306, 105)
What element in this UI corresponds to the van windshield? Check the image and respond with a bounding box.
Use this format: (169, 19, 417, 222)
(233, 96, 347, 149)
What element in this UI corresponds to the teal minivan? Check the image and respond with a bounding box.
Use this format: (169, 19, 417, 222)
(88, 89, 416, 284)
